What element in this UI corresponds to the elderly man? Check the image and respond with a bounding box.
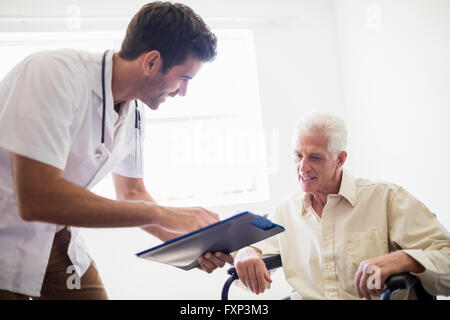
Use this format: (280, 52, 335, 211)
(234, 112, 450, 300)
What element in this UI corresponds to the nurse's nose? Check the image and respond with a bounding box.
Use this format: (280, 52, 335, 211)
(177, 81, 188, 97)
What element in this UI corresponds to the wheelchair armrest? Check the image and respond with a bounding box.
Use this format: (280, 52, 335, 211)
(381, 272, 418, 300)
(385, 272, 418, 291)
(262, 254, 283, 270)
(381, 272, 435, 300)
(227, 254, 282, 275)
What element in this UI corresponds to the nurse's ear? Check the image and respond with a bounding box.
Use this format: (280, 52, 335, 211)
(141, 50, 162, 76)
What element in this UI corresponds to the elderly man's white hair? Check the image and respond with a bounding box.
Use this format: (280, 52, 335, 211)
(292, 112, 347, 155)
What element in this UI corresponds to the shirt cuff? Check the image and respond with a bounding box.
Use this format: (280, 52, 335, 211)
(401, 249, 438, 294)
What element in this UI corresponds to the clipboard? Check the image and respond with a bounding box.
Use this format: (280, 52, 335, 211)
(136, 211, 285, 270)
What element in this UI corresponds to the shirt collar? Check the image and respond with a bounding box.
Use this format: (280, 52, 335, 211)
(337, 168, 357, 207)
(301, 193, 311, 216)
(300, 168, 357, 215)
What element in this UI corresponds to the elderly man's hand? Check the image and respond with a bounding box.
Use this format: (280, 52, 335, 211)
(354, 251, 425, 300)
(234, 247, 272, 295)
(197, 252, 234, 273)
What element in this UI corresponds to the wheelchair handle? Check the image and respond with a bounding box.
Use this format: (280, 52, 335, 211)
(381, 272, 435, 300)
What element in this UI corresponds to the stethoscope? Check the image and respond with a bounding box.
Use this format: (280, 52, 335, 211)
(94, 50, 142, 176)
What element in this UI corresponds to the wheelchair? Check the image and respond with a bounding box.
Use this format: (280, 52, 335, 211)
(221, 254, 436, 300)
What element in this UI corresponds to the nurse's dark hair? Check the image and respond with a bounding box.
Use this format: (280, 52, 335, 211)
(119, 1, 217, 73)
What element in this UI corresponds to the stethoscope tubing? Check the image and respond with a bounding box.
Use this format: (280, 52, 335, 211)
(101, 50, 107, 145)
(101, 50, 141, 144)
(98, 50, 142, 177)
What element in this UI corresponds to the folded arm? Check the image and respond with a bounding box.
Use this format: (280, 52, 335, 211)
(355, 186, 450, 299)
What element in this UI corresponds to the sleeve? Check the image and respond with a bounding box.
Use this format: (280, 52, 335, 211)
(112, 102, 145, 178)
(0, 53, 77, 170)
(388, 186, 450, 296)
(112, 150, 143, 178)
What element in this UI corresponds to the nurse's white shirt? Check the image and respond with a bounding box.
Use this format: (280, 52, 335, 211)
(0, 49, 144, 297)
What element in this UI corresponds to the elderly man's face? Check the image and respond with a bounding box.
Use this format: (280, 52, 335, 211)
(294, 134, 345, 195)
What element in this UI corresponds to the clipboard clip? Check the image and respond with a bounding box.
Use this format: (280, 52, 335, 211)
(250, 216, 275, 230)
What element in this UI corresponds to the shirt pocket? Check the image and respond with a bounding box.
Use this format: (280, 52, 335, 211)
(343, 228, 388, 281)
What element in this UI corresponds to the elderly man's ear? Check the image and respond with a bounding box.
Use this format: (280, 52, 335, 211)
(337, 151, 348, 168)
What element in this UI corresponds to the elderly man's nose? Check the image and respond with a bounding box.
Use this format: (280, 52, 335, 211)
(298, 159, 310, 173)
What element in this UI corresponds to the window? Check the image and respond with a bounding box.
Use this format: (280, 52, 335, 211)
(0, 29, 269, 207)
(140, 30, 269, 206)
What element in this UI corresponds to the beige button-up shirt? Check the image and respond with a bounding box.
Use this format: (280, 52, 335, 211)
(252, 169, 450, 299)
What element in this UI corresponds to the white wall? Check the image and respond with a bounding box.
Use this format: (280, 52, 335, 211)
(334, 0, 450, 230)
